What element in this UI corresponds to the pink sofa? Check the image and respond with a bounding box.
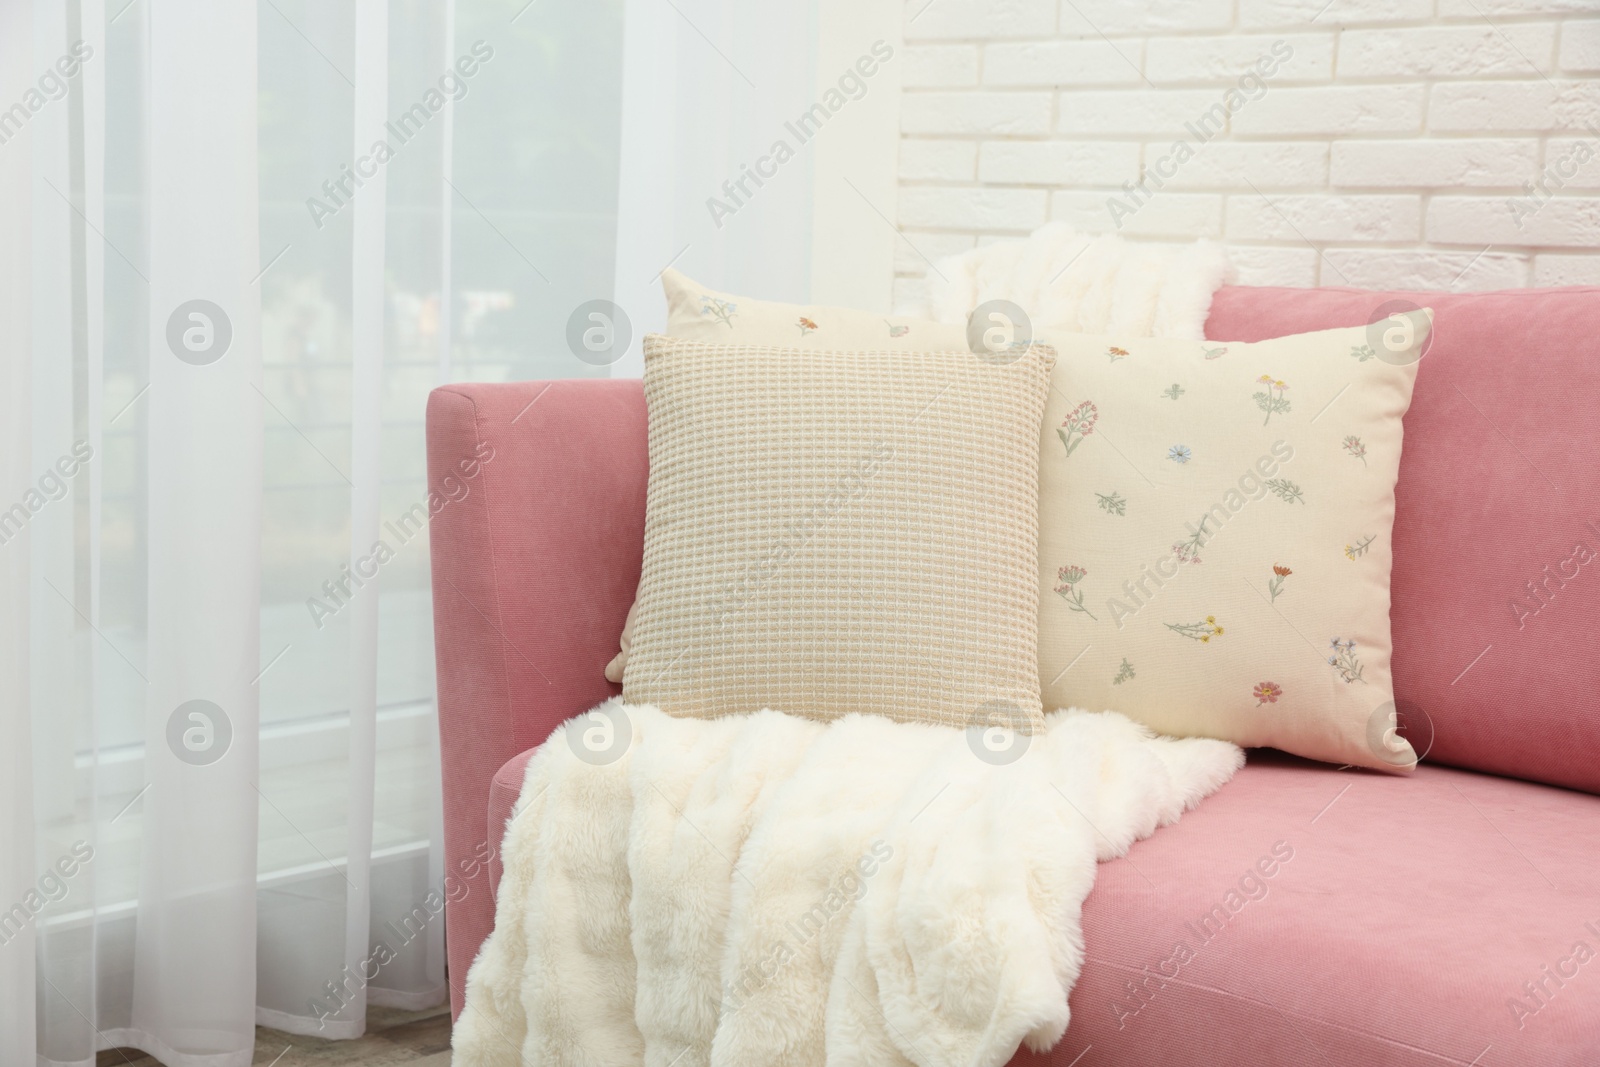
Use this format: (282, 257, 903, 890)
(427, 286, 1600, 1065)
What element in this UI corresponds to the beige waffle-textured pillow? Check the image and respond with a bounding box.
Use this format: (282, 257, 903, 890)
(621, 334, 1053, 730)
(603, 274, 962, 683)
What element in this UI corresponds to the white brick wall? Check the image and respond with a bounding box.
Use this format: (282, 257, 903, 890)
(892, 0, 1600, 307)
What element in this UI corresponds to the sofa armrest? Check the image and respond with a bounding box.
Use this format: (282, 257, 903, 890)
(426, 378, 646, 1017)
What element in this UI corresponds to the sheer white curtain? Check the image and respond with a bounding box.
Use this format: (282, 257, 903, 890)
(0, 0, 646, 1063)
(610, 0, 819, 375)
(4, 0, 438, 1061)
(2, 0, 817, 1062)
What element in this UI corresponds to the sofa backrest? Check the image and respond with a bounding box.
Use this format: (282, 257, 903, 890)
(1206, 286, 1600, 795)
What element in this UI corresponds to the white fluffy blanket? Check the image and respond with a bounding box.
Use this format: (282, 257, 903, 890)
(454, 702, 1241, 1067)
(924, 222, 1233, 340)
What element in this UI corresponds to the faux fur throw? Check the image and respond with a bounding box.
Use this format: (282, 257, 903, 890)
(454, 701, 1242, 1067)
(923, 222, 1233, 341)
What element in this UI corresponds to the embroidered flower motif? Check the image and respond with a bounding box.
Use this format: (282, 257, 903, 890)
(1268, 564, 1291, 603)
(1166, 616, 1222, 642)
(1161, 383, 1185, 400)
(797, 317, 819, 336)
(1344, 534, 1376, 560)
(1107, 346, 1130, 363)
(1096, 490, 1127, 516)
(1253, 375, 1291, 425)
(1167, 444, 1193, 464)
(1058, 401, 1098, 457)
(1054, 565, 1097, 621)
(1343, 435, 1368, 467)
(885, 320, 909, 337)
(700, 295, 737, 328)
(1328, 638, 1365, 684)
(1202, 346, 1228, 360)
(1253, 681, 1283, 706)
(1171, 516, 1211, 566)
(1265, 478, 1304, 505)
(1351, 344, 1376, 362)
(1113, 658, 1135, 685)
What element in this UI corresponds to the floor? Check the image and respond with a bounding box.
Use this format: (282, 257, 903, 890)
(96, 1005, 452, 1067)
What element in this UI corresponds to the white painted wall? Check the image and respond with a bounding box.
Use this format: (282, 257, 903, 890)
(891, 0, 1600, 309)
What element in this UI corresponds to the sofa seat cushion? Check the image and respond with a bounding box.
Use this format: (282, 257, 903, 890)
(485, 746, 1599, 1065)
(1048, 750, 1600, 1067)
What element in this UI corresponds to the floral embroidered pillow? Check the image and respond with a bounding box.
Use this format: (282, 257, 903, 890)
(1037, 316, 1431, 773)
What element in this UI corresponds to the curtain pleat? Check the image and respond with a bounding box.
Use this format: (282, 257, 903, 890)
(1, 1, 39, 1063)
(132, 2, 264, 1063)
(329, 0, 386, 1038)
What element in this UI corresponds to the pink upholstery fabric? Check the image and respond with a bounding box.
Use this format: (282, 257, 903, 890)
(1204, 287, 1600, 796)
(1045, 752, 1600, 1066)
(426, 380, 646, 1017)
(485, 748, 1600, 1065)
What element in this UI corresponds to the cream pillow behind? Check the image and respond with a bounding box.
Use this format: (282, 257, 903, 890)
(662, 268, 958, 350)
(621, 334, 1054, 731)
(1036, 319, 1429, 772)
(603, 600, 634, 684)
